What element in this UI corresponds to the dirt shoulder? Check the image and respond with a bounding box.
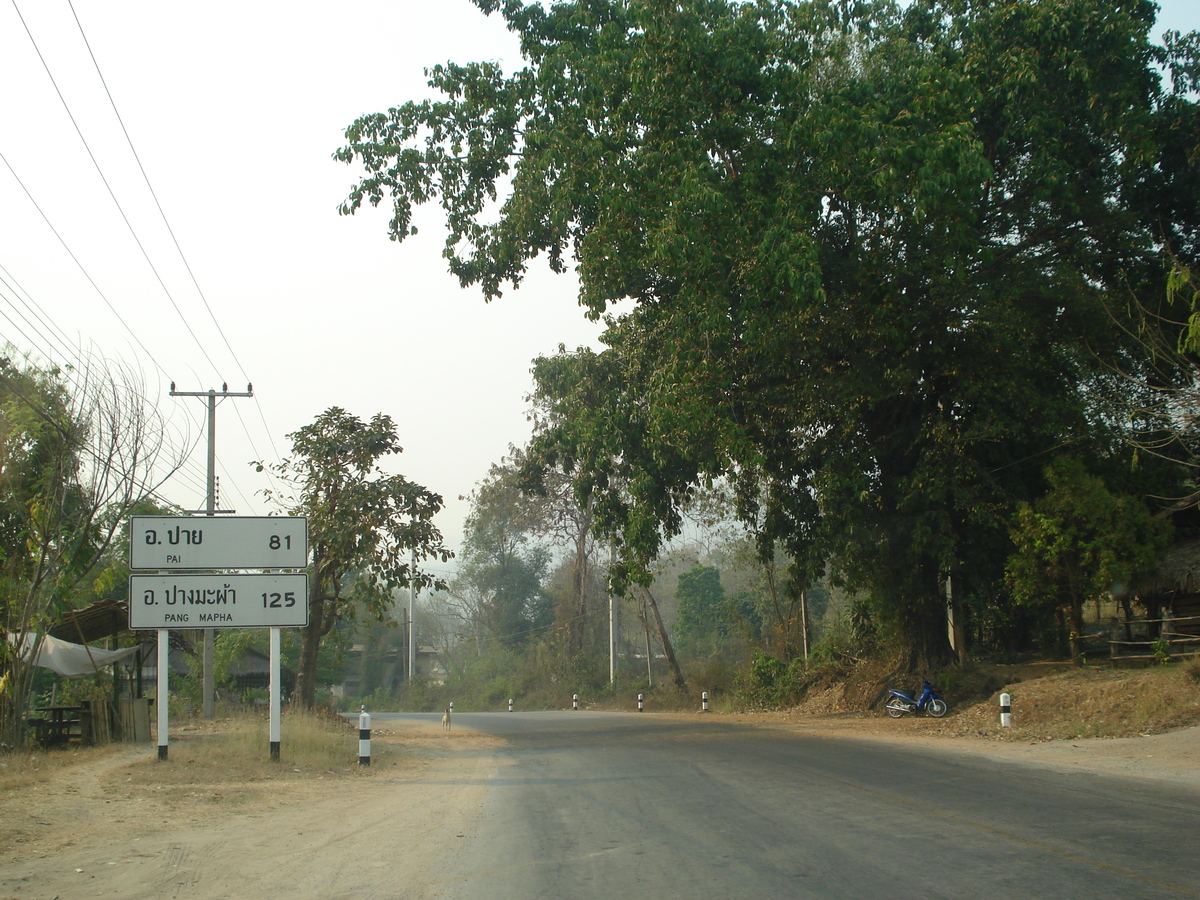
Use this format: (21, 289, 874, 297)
(0, 720, 502, 900)
(729, 711, 1200, 787)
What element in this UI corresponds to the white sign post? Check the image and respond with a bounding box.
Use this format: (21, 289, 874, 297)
(129, 516, 308, 762)
(270, 627, 281, 760)
(157, 630, 169, 761)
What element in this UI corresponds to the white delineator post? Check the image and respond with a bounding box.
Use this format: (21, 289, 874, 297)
(156, 629, 169, 760)
(1000, 692, 1012, 728)
(572, 693, 578, 710)
(508, 698, 514, 712)
(358, 706, 371, 766)
(269, 627, 281, 761)
(637, 693, 644, 712)
(702, 691, 709, 713)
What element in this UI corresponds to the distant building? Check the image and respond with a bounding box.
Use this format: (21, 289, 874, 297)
(332, 645, 445, 699)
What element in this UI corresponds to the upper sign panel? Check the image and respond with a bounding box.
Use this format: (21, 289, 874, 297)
(130, 516, 308, 570)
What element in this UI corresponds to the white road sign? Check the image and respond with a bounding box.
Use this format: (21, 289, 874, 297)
(128, 573, 309, 629)
(130, 516, 307, 570)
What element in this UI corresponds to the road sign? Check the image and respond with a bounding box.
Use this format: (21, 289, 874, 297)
(128, 573, 309, 629)
(130, 516, 307, 570)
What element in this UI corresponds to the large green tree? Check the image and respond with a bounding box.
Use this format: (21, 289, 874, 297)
(260, 408, 451, 708)
(337, 0, 1198, 664)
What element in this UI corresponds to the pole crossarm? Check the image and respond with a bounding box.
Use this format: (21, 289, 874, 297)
(169, 383, 254, 399)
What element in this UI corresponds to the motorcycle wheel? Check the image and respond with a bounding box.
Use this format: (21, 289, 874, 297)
(885, 698, 908, 718)
(926, 698, 948, 718)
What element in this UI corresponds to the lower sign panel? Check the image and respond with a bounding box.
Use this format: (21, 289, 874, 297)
(129, 573, 309, 629)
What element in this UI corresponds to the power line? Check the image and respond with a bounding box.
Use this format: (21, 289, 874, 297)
(3, 107, 267, 498)
(4, 3, 286, 513)
(0, 359, 195, 500)
(0, 310, 211, 504)
(66, 1, 286, 496)
(0, 148, 171, 381)
(10, 0, 226, 383)
(0, 262, 79, 363)
(67, 0, 253, 389)
(0, 292, 64, 365)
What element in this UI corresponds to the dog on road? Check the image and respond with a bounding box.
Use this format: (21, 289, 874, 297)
(441, 708, 451, 732)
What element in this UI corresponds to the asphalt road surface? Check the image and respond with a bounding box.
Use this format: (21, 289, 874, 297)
(373, 712, 1200, 899)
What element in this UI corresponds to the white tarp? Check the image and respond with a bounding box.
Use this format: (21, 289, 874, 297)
(10, 633, 141, 678)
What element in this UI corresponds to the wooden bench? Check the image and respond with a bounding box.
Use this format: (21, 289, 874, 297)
(27, 705, 91, 746)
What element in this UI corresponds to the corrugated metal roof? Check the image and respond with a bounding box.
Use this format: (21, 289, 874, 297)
(47, 598, 129, 644)
(1138, 538, 1200, 596)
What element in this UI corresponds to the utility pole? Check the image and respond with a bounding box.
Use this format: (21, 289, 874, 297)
(171, 382, 253, 719)
(609, 543, 618, 685)
(408, 545, 416, 681)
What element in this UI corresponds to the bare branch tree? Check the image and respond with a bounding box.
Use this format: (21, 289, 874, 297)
(1, 349, 184, 745)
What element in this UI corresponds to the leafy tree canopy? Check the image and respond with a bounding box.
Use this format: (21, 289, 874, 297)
(674, 564, 727, 650)
(1006, 457, 1172, 663)
(337, 0, 1199, 662)
(454, 462, 554, 646)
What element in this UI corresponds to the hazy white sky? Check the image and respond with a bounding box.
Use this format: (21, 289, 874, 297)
(1, 1, 1196, 566)
(0, 0, 605, 568)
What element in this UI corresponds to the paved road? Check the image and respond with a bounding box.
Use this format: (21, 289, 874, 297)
(373, 712, 1200, 899)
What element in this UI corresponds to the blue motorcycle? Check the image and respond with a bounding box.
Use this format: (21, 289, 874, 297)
(886, 678, 948, 718)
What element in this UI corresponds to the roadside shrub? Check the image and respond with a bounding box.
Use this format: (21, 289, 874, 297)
(736, 651, 790, 708)
(684, 653, 739, 699)
(1186, 658, 1200, 683)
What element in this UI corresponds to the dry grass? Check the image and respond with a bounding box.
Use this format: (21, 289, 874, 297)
(143, 709, 405, 782)
(0, 708, 407, 796)
(0, 742, 119, 792)
(781, 657, 1200, 743)
(956, 665, 1200, 740)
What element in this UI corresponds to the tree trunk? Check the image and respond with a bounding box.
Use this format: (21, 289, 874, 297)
(1119, 594, 1135, 642)
(946, 572, 968, 666)
(901, 565, 957, 670)
(799, 589, 810, 660)
(1068, 598, 1085, 667)
(294, 597, 325, 709)
(762, 554, 788, 656)
(640, 587, 686, 692)
(570, 539, 588, 655)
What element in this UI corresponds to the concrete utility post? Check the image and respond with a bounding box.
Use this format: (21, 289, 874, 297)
(170, 383, 253, 719)
(609, 542, 618, 685)
(409, 545, 416, 681)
